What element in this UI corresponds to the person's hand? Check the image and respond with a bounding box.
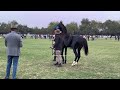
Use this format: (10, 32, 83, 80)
(50, 47, 53, 49)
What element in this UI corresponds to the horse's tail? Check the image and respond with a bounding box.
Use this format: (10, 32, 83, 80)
(83, 38, 88, 55)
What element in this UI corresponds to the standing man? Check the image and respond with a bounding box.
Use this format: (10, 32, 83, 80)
(5, 24, 23, 79)
(52, 22, 62, 61)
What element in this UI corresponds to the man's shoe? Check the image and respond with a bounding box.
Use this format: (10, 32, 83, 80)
(4, 77, 9, 79)
(13, 78, 18, 79)
(54, 62, 58, 65)
(57, 63, 62, 67)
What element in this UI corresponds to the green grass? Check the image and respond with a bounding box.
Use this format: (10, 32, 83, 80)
(0, 38, 120, 79)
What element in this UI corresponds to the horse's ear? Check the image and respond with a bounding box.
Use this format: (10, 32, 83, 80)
(60, 21, 63, 23)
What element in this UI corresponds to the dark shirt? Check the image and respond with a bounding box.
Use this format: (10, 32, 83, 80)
(53, 35, 63, 50)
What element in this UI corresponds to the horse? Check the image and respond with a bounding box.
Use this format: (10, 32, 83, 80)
(52, 21, 89, 66)
(63, 34, 88, 66)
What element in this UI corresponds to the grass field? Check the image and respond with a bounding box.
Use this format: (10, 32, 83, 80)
(0, 37, 120, 79)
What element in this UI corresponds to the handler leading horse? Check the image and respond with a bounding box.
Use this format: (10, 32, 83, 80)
(52, 21, 89, 66)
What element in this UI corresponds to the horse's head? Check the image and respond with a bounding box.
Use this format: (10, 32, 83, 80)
(59, 21, 67, 34)
(52, 21, 67, 35)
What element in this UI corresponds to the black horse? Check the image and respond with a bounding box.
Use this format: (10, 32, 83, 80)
(63, 34, 88, 66)
(53, 21, 88, 66)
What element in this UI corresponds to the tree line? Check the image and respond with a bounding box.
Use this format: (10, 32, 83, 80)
(0, 19, 120, 36)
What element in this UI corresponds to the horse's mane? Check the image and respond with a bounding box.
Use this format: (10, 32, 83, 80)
(58, 22, 67, 34)
(64, 33, 73, 47)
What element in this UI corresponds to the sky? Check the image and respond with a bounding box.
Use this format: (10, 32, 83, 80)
(0, 11, 120, 28)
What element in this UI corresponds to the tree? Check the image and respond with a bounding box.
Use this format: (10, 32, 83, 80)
(103, 20, 120, 35)
(90, 20, 100, 35)
(47, 21, 59, 34)
(79, 18, 91, 35)
(10, 20, 18, 25)
(66, 22, 79, 34)
(0, 22, 9, 34)
(40, 27, 47, 34)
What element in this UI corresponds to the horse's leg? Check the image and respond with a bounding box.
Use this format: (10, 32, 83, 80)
(53, 55, 56, 61)
(77, 46, 83, 62)
(73, 46, 83, 65)
(71, 48, 78, 66)
(53, 49, 56, 61)
(61, 47, 65, 64)
(64, 47, 67, 64)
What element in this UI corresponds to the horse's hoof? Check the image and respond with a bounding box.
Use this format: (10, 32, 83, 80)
(65, 61, 66, 64)
(71, 61, 76, 66)
(75, 62, 78, 65)
(71, 63, 75, 66)
(71, 61, 77, 66)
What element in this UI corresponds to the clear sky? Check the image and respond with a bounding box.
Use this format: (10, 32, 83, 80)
(0, 11, 120, 28)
